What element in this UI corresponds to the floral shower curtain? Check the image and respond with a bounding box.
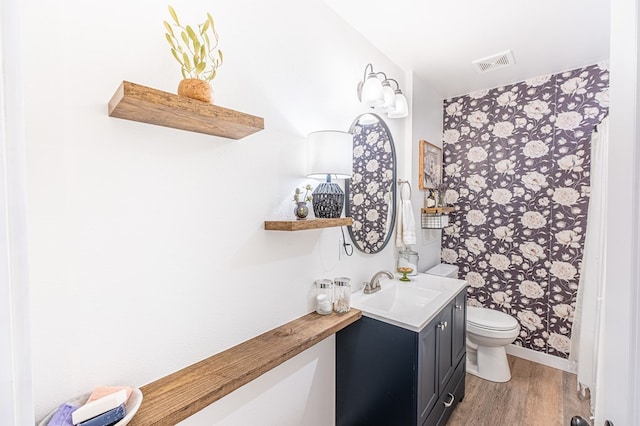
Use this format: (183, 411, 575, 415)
(441, 63, 609, 358)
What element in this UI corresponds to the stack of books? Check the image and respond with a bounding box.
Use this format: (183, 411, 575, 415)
(47, 386, 132, 426)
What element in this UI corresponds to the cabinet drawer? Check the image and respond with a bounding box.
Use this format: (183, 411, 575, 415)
(423, 355, 466, 426)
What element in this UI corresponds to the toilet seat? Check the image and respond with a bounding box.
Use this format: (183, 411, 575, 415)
(467, 306, 519, 331)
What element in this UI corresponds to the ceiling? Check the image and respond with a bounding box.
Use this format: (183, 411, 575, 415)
(324, 0, 611, 99)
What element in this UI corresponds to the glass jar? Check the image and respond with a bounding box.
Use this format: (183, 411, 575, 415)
(397, 248, 419, 276)
(316, 279, 333, 315)
(333, 277, 351, 313)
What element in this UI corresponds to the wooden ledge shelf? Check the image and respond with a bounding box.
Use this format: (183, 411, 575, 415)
(108, 81, 264, 139)
(264, 217, 353, 231)
(421, 207, 455, 214)
(129, 309, 361, 426)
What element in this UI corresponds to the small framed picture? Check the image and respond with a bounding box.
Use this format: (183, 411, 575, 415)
(418, 140, 442, 190)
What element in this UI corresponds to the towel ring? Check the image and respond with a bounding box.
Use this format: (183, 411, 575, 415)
(398, 179, 412, 201)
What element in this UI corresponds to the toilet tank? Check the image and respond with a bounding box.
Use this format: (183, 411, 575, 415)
(425, 263, 459, 279)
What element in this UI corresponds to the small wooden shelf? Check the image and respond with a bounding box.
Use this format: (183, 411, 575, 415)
(421, 207, 455, 214)
(129, 310, 361, 426)
(108, 81, 264, 139)
(264, 217, 353, 231)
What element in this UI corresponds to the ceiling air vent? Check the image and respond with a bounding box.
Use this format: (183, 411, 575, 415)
(472, 50, 516, 73)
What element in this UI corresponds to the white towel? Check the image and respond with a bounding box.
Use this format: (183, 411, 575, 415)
(396, 199, 416, 246)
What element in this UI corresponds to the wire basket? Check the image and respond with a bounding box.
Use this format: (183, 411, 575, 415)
(421, 207, 455, 229)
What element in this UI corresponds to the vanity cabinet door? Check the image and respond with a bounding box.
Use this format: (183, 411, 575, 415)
(336, 316, 417, 426)
(418, 318, 438, 425)
(436, 301, 455, 394)
(452, 291, 467, 365)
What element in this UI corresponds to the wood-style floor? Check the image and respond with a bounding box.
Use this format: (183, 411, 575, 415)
(447, 355, 591, 426)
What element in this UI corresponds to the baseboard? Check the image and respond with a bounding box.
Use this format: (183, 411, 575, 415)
(506, 344, 577, 373)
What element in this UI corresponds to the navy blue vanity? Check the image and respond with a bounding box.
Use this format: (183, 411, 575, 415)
(336, 286, 466, 426)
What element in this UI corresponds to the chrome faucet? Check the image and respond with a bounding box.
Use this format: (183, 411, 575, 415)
(363, 270, 394, 294)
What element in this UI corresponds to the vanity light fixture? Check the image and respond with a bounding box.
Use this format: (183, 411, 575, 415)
(379, 79, 397, 112)
(356, 63, 409, 119)
(386, 79, 409, 119)
(307, 130, 353, 218)
(358, 63, 385, 107)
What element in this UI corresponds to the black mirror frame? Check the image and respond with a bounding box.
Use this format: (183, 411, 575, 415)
(345, 113, 397, 254)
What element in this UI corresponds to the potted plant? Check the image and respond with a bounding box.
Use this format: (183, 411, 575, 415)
(163, 5, 223, 103)
(293, 184, 313, 219)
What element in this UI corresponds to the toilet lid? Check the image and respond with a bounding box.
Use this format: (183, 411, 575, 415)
(467, 306, 519, 331)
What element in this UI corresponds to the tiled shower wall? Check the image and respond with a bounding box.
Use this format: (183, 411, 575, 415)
(441, 63, 609, 358)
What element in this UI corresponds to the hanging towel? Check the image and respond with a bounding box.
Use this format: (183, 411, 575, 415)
(396, 198, 416, 246)
(401, 200, 417, 245)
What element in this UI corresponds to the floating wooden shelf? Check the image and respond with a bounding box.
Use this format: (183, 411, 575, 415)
(421, 207, 455, 214)
(129, 310, 361, 426)
(264, 217, 353, 231)
(108, 81, 264, 139)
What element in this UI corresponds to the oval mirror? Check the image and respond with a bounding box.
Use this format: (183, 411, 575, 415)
(346, 113, 397, 254)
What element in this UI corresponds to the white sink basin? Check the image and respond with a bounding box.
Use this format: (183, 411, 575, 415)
(351, 273, 467, 332)
(359, 285, 441, 315)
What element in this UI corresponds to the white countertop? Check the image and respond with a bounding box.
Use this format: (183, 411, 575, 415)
(350, 272, 467, 332)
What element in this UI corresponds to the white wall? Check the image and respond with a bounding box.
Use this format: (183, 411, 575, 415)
(21, 0, 442, 423)
(407, 72, 445, 271)
(602, 0, 640, 424)
(0, 0, 34, 424)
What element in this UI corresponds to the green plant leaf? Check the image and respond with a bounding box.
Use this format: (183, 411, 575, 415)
(201, 19, 210, 34)
(165, 33, 176, 49)
(186, 25, 197, 43)
(207, 12, 215, 30)
(218, 49, 223, 64)
(200, 45, 206, 58)
(163, 21, 174, 37)
(195, 62, 206, 74)
(180, 31, 188, 46)
(182, 52, 192, 70)
(181, 68, 188, 79)
(171, 48, 183, 65)
(168, 5, 180, 26)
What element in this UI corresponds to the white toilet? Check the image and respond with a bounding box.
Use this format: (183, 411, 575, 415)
(425, 263, 520, 383)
